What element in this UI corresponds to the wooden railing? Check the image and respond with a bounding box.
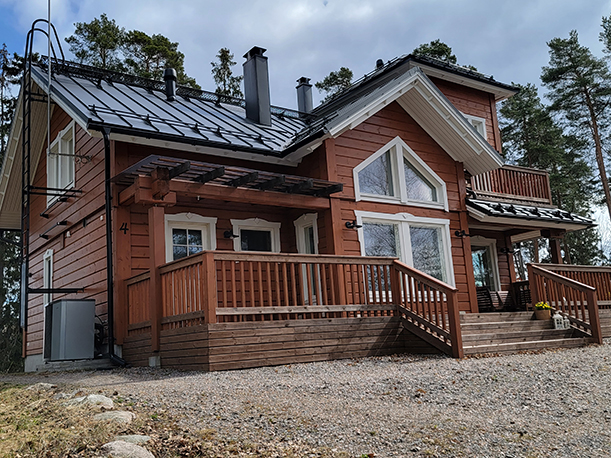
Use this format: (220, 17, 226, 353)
(125, 272, 151, 336)
(393, 261, 462, 358)
(470, 165, 552, 204)
(532, 264, 611, 309)
(124, 251, 465, 357)
(528, 264, 603, 344)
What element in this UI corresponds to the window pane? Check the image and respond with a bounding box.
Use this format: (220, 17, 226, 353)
(472, 246, 494, 288)
(173, 246, 187, 260)
(305, 226, 315, 254)
(241, 229, 272, 252)
(358, 150, 394, 196)
(189, 245, 203, 255)
(188, 229, 203, 246)
(363, 223, 399, 257)
(173, 229, 187, 245)
(410, 226, 445, 281)
(404, 158, 436, 202)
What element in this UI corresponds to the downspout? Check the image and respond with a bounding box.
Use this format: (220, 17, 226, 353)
(102, 127, 126, 367)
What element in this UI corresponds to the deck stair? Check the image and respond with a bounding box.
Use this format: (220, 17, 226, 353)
(460, 311, 594, 355)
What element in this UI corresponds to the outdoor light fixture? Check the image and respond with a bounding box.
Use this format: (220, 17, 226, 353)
(454, 230, 471, 238)
(345, 220, 362, 229)
(223, 230, 238, 239)
(499, 247, 515, 254)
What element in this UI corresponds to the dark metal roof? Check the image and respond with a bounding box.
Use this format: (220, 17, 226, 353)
(33, 59, 312, 157)
(311, 54, 519, 118)
(113, 155, 343, 197)
(467, 199, 594, 228)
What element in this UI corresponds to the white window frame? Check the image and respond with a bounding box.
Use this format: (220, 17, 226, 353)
(47, 121, 75, 205)
(230, 218, 281, 253)
(462, 113, 487, 139)
(353, 136, 448, 211)
(470, 235, 501, 291)
(164, 213, 217, 262)
(293, 213, 319, 255)
(43, 249, 54, 306)
(354, 210, 455, 286)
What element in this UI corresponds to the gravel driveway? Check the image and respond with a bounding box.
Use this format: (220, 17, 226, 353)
(3, 342, 611, 457)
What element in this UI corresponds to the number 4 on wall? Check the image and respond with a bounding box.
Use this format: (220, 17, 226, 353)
(120, 223, 129, 234)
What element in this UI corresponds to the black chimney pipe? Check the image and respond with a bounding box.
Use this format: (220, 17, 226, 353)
(296, 77, 313, 114)
(164, 68, 177, 101)
(243, 47, 271, 126)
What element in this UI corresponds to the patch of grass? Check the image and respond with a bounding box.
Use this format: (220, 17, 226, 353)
(0, 384, 349, 457)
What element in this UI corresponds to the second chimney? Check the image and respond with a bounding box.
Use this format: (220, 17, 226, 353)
(296, 77, 313, 114)
(164, 68, 177, 101)
(243, 46, 271, 126)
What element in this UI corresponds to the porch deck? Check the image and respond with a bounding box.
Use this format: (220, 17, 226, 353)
(119, 253, 608, 370)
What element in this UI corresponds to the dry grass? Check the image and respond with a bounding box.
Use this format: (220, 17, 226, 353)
(0, 383, 348, 457)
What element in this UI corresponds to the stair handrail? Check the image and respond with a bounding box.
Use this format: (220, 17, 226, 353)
(392, 260, 463, 358)
(528, 264, 603, 344)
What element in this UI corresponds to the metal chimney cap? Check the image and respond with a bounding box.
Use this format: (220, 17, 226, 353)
(243, 46, 267, 59)
(296, 77, 311, 86)
(164, 68, 177, 80)
(376, 59, 384, 69)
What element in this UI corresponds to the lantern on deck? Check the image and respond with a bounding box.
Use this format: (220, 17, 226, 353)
(563, 315, 571, 330)
(552, 311, 564, 330)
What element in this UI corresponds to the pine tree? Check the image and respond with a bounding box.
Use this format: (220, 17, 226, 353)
(211, 48, 243, 98)
(0, 46, 23, 371)
(413, 39, 477, 71)
(65, 13, 125, 71)
(123, 30, 199, 89)
(315, 67, 353, 101)
(541, 30, 611, 224)
(500, 82, 604, 265)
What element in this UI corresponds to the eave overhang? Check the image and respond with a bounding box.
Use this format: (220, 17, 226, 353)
(467, 198, 595, 232)
(287, 68, 504, 176)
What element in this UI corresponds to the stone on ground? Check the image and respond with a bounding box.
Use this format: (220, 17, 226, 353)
(94, 411, 136, 424)
(114, 435, 151, 444)
(64, 394, 114, 410)
(102, 440, 154, 458)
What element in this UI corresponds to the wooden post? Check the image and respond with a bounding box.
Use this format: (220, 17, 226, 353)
(202, 251, 218, 324)
(527, 264, 539, 308)
(446, 289, 464, 359)
(549, 237, 563, 264)
(113, 205, 131, 345)
(148, 206, 165, 352)
(586, 289, 603, 344)
(456, 164, 478, 313)
(390, 262, 402, 314)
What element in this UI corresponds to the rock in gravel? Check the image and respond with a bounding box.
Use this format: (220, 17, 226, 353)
(114, 435, 151, 444)
(26, 382, 56, 392)
(95, 411, 136, 424)
(102, 440, 154, 458)
(64, 394, 114, 410)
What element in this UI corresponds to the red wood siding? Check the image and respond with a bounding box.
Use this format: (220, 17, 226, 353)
(26, 108, 108, 356)
(332, 102, 474, 312)
(430, 77, 501, 152)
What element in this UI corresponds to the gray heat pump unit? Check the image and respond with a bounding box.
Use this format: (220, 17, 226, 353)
(43, 299, 95, 361)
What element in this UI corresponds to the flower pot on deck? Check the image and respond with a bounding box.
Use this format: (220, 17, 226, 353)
(534, 309, 551, 320)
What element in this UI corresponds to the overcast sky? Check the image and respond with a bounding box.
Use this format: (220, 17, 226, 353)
(1, 0, 610, 109)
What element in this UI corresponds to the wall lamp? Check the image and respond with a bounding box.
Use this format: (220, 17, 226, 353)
(454, 230, 471, 238)
(345, 220, 362, 229)
(499, 247, 515, 254)
(223, 230, 238, 239)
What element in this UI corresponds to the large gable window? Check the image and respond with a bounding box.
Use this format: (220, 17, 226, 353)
(47, 121, 75, 205)
(354, 137, 447, 210)
(356, 210, 454, 285)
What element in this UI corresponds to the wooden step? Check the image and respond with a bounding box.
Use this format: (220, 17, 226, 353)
(461, 320, 553, 333)
(461, 328, 576, 344)
(460, 312, 535, 323)
(463, 337, 594, 355)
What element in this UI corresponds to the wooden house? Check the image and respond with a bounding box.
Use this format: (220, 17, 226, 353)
(2, 45, 609, 372)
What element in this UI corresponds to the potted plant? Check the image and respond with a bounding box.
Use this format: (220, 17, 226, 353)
(534, 301, 552, 320)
